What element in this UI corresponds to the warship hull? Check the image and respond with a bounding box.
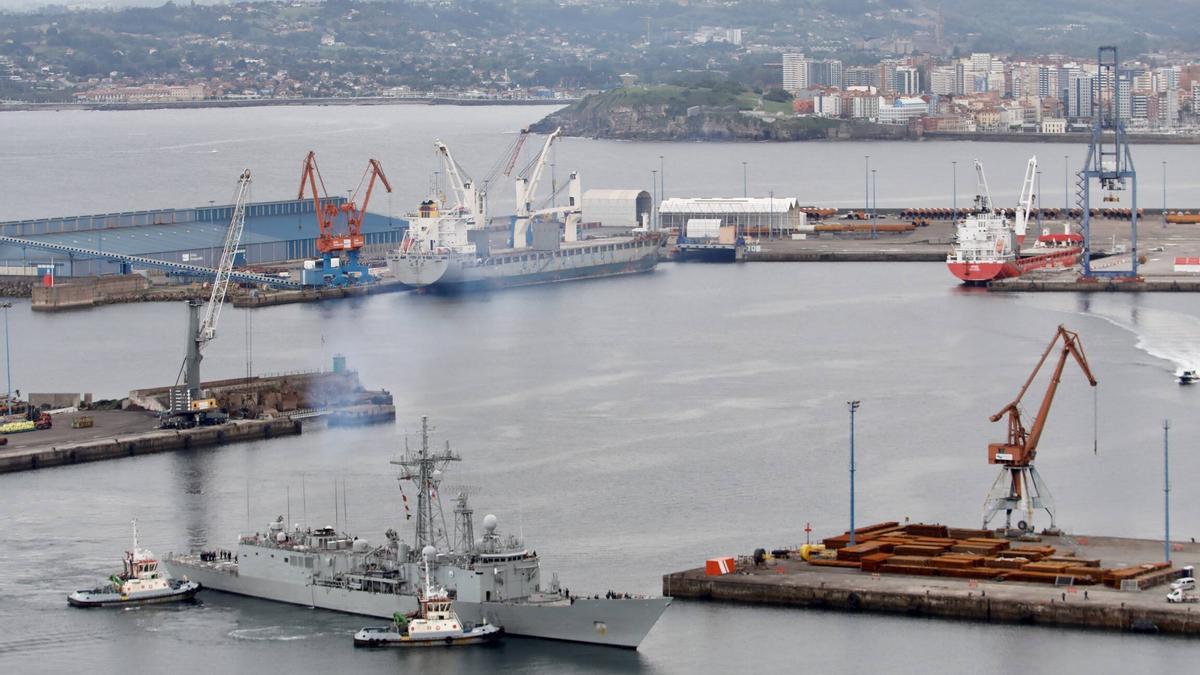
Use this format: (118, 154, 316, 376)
(166, 558, 670, 648)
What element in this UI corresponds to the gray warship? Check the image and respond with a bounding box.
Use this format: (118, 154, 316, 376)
(164, 418, 670, 648)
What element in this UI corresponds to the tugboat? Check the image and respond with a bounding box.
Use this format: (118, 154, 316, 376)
(1178, 369, 1198, 385)
(354, 545, 503, 648)
(68, 520, 201, 608)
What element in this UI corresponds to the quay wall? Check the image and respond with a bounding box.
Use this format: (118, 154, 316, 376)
(747, 250, 943, 262)
(0, 417, 300, 474)
(989, 278, 1200, 292)
(663, 572, 1200, 636)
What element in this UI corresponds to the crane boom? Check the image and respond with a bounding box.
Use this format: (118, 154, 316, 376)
(435, 140, 484, 225)
(501, 130, 529, 178)
(1014, 155, 1037, 243)
(198, 169, 252, 350)
(973, 159, 993, 213)
(988, 325, 1097, 467)
(350, 158, 392, 236)
(516, 127, 560, 218)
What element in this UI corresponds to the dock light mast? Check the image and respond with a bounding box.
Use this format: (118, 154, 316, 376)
(298, 151, 392, 286)
(982, 325, 1097, 534)
(1079, 46, 1138, 279)
(167, 169, 252, 427)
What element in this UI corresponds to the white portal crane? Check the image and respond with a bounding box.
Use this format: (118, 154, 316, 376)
(434, 140, 486, 227)
(1014, 155, 1038, 246)
(512, 127, 561, 248)
(168, 169, 253, 425)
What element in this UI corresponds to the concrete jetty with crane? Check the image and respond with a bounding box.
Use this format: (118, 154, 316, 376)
(664, 324, 1196, 635)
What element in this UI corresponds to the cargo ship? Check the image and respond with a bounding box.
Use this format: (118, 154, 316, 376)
(387, 201, 662, 291)
(946, 156, 1081, 284)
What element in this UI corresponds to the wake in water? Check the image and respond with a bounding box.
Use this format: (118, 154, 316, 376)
(1072, 300, 1200, 374)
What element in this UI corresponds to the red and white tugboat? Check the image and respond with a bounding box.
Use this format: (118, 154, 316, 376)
(68, 520, 201, 608)
(353, 545, 503, 648)
(947, 156, 1081, 284)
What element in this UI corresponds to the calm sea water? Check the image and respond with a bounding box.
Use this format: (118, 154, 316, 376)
(1, 106, 1199, 673)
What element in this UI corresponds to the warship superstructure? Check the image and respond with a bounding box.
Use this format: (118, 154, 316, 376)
(165, 418, 669, 648)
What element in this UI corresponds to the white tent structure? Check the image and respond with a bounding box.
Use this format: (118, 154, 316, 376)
(581, 189, 652, 229)
(659, 197, 807, 236)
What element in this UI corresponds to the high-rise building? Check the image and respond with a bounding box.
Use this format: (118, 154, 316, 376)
(844, 66, 878, 88)
(970, 52, 992, 73)
(894, 66, 920, 95)
(782, 53, 810, 93)
(954, 62, 966, 95)
(1067, 74, 1095, 119)
(1154, 66, 1179, 93)
(1037, 66, 1057, 98)
(1131, 93, 1149, 120)
(930, 66, 956, 96)
(877, 59, 901, 94)
(1117, 76, 1132, 120)
(808, 59, 844, 89)
(1162, 89, 1179, 127)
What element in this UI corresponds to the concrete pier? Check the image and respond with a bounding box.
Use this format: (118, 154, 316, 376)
(231, 280, 409, 308)
(0, 414, 301, 474)
(664, 533, 1200, 636)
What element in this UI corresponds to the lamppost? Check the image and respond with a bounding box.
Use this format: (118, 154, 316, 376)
(864, 155, 870, 214)
(1164, 419, 1171, 564)
(769, 190, 775, 239)
(652, 169, 662, 229)
(742, 162, 748, 198)
(848, 400, 861, 546)
(1162, 161, 1167, 228)
(871, 168, 878, 240)
(1063, 154, 1069, 215)
(952, 161, 957, 219)
(659, 155, 665, 202)
(1, 302, 11, 416)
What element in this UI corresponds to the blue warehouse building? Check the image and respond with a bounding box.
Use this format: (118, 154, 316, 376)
(0, 198, 408, 277)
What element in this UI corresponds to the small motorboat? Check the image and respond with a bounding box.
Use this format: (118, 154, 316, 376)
(354, 546, 502, 648)
(68, 520, 201, 608)
(1179, 369, 1198, 385)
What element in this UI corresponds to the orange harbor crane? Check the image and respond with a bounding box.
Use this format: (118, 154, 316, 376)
(297, 151, 392, 286)
(982, 324, 1098, 534)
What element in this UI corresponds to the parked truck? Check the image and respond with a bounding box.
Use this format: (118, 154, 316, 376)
(1166, 588, 1199, 603)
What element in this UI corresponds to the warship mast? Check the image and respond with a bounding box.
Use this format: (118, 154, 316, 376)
(392, 416, 460, 552)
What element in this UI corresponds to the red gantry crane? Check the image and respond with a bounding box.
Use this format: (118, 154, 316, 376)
(298, 151, 392, 286)
(982, 325, 1098, 534)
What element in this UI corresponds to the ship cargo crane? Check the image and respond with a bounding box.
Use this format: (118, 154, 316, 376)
(163, 169, 253, 428)
(982, 325, 1097, 534)
(298, 151, 392, 286)
(1014, 155, 1038, 246)
(512, 127, 561, 248)
(434, 140, 486, 227)
(972, 159, 993, 214)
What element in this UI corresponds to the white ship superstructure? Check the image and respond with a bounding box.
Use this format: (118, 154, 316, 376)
(387, 135, 660, 291)
(165, 418, 669, 648)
